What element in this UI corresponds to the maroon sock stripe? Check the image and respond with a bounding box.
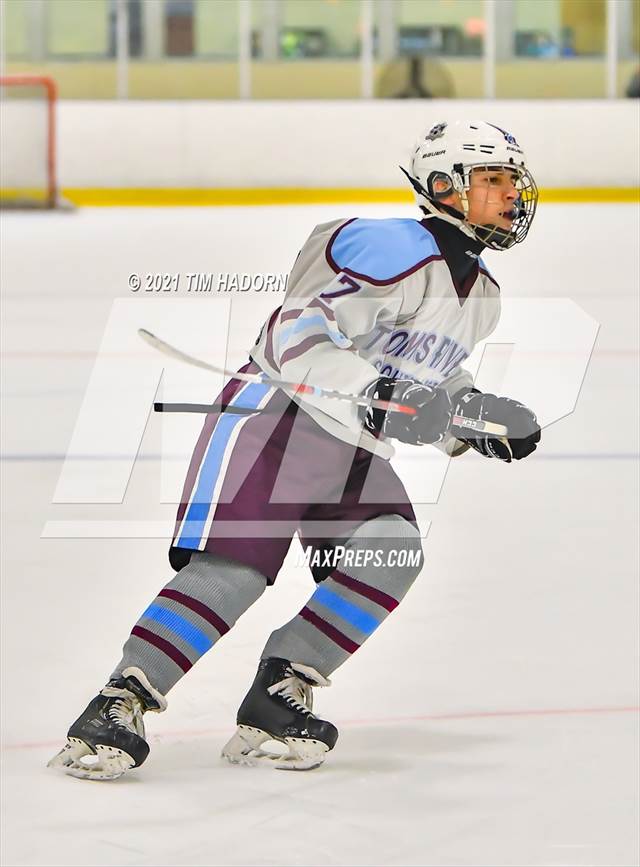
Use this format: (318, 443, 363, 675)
(158, 588, 230, 636)
(131, 625, 193, 673)
(300, 606, 360, 655)
(331, 570, 399, 613)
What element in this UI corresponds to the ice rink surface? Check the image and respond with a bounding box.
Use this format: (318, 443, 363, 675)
(1, 203, 639, 867)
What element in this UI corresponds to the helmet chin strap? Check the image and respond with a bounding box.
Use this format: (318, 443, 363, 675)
(420, 196, 478, 243)
(400, 166, 478, 243)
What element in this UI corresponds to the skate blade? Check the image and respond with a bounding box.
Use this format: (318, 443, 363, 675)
(221, 725, 329, 771)
(47, 737, 135, 781)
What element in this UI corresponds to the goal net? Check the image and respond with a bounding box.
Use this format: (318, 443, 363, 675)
(0, 75, 58, 209)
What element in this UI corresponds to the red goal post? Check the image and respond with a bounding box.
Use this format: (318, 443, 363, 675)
(0, 75, 58, 209)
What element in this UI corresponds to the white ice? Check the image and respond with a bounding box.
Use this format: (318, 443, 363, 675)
(1, 203, 639, 867)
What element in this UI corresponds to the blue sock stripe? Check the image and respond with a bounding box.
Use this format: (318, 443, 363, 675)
(311, 585, 381, 636)
(142, 603, 214, 655)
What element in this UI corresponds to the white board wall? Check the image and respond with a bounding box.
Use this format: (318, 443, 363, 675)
(58, 100, 640, 188)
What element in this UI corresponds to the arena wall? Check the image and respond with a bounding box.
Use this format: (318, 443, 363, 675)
(57, 100, 639, 201)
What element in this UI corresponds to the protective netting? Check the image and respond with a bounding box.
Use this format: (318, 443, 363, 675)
(0, 77, 57, 208)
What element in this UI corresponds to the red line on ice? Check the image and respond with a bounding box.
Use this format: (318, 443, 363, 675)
(4, 704, 638, 751)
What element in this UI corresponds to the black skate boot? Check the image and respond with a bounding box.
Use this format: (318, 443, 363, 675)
(221, 657, 338, 771)
(47, 666, 167, 781)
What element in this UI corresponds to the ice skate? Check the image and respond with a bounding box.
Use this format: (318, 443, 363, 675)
(47, 667, 167, 781)
(221, 657, 338, 771)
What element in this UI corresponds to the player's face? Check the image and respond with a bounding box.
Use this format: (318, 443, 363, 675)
(466, 168, 519, 230)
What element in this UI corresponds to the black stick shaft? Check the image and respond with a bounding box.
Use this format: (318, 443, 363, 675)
(154, 402, 263, 416)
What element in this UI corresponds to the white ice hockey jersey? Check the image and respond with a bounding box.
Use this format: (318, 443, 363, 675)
(250, 216, 501, 460)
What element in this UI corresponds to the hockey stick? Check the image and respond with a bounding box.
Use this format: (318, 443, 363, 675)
(139, 328, 415, 416)
(154, 401, 268, 416)
(139, 329, 508, 437)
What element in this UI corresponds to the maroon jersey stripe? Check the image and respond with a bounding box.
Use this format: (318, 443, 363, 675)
(280, 333, 331, 366)
(263, 306, 281, 372)
(131, 625, 193, 673)
(310, 298, 337, 320)
(280, 308, 302, 323)
(331, 570, 399, 612)
(280, 299, 336, 324)
(479, 266, 500, 290)
(300, 606, 360, 654)
(158, 588, 230, 636)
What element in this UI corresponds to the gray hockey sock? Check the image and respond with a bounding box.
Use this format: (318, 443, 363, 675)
(111, 551, 267, 695)
(261, 515, 424, 676)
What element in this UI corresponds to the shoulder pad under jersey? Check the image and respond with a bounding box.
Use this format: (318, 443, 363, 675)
(326, 218, 442, 286)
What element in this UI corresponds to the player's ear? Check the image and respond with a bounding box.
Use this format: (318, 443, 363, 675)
(432, 178, 450, 195)
(433, 178, 459, 207)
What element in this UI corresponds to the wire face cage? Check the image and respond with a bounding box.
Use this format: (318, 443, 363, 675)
(461, 162, 539, 250)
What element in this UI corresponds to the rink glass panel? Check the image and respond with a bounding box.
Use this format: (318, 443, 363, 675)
(496, 0, 607, 98)
(128, 0, 241, 99)
(619, 0, 640, 98)
(373, 0, 484, 99)
(250, 0, 363, 99)
(3, 0, 117, 98)
(1, 0, 638, 99)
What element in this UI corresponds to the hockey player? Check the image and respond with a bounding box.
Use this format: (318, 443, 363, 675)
(49, 120, 541, 778)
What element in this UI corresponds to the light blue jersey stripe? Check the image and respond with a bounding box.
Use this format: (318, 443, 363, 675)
(279, 314, 349, 349)
(143, 603, 213, 655)
(177, 381, 270, 549)
(312, 585, 381, 635)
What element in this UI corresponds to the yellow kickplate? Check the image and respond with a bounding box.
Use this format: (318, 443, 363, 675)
(12, 186, 640, 208)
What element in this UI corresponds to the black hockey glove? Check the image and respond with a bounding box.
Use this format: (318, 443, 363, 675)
(453, 389, 541, 462)
(359, 377, 452, 445)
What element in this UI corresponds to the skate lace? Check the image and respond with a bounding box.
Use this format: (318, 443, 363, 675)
(267, 675, 314, 715)
(100, 686, 145, 736)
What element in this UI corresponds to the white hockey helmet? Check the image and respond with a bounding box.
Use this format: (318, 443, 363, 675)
(402, 120, 538, 250)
